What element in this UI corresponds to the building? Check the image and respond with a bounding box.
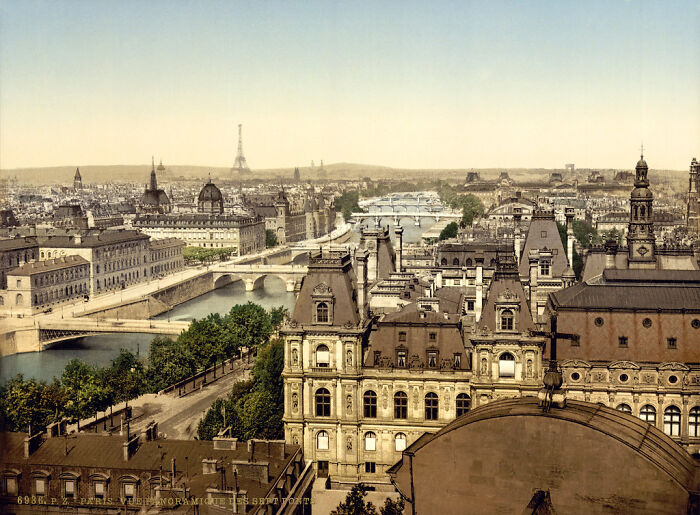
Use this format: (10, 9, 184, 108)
(687, 157, 700, 236)
(0, 423, 313, 514)
(139, 160, 171, 214)
(3, 256, 90, 314)
(388, 397, 700, 514)
(149, 238, 185, 277)
(37, 230, 151, 296)
(548, 268, 700, 454)
(73, 167, 82, 191)
(582, 155, 700, 281)
(133, 214, 265, 255)
(0, 236, 38, 290)
(198, 179, 225, 214)
(53, 205, 88, 229)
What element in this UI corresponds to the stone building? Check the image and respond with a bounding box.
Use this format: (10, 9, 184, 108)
(388, 397, 700, 514)
(548, 268, 700, 454)
(0, 424, 313, 514)
(139, 160, 171, 214)
(149, 238, 185, 277)
(133, 214, 265, 255)
(37, 230, 151, 296)
(582, 155, 700, 281)
(73, 167, 82, 191)
(3, 255, 90, 314)
(0, 236, 38, 290)
(53, 204, 88, 229)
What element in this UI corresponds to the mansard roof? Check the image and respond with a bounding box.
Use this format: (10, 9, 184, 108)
(517, 209, 568, 278)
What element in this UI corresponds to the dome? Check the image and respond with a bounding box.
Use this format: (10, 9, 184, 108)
(631, 187, 653, 199)
(636, 157, 648, 169)
(198, 180, 223, 202)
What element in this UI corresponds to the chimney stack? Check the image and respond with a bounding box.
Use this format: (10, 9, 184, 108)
(528, 250, 539, 311)
(171, 458, 176, 487)
(513, 208, 522, 265)
(355, 248, 368, 323)
(394, 225, 404, 272)
(565, 208, 575, 269)
(604, 239, 618, 270)
(475, 263, 483, 322)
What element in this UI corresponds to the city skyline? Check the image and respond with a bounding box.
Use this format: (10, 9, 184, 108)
(1, 0, 698, 171)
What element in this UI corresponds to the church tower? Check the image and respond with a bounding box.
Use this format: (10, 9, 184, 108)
(687, 157, 700, 235)
(73, 168, 82, 190)
(627, 153, 656, 265)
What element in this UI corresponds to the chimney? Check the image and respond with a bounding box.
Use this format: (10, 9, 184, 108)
(513, 208, 522, 265)
(122, 433, 139, 461)
(355, 248, 368, 323)
(528, 249, 539, 297)
(435, 271, 443, 289)
(171, 458, 176, 487)
(604, 239, 618, 270)
(565, 208, 575, 269)
(394, 225, 404, 272)
(73, 233, 82, 245)
(475, 264, 483, 323)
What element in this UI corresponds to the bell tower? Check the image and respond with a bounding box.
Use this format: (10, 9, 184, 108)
(627, 152, 656, 264)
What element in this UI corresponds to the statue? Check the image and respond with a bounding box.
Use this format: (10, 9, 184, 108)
(291, 348, 298, 366)
(291, 393, 298, 412)
(346, 436, 353, 451)
(346, 349, 352, 367)
(526, 359, 533, 378)
(480, 358, 488, 375)
(346, 394, 353, 414)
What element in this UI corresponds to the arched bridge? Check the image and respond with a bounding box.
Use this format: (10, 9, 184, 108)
(351, 210, 461, 226)
(211, 263, 308, 292)
(37, 318, 190, 348)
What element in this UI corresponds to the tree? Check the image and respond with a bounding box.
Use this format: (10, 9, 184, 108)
(0, 376, 59, 432)
(438, 222, 458, 241)
(147, 336, 197, 391)
(331, 484, 378, 515)
(61, 360, 110, 420)
(380, 497, 405, 515)
(225, 302, 275, 355)
(265, 229, 278, 248)
(101, 350, 148, 404)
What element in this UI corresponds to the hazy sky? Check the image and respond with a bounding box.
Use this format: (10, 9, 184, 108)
(1, 0, 698, 170)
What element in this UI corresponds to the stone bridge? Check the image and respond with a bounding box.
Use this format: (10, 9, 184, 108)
(210, 263, 308, 292)
(351, 210, 461, 226)
(37, 318, 190, 348)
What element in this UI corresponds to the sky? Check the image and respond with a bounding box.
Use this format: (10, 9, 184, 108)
(0, 0, 698, 171)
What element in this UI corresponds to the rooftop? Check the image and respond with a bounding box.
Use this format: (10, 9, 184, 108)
(8, 255, 89, 276)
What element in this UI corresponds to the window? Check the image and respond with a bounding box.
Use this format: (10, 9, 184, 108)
(540, 230, 547, 238)
(394, 392, 408, 419)
(364, 462, 376, 473)
(373, 351, 381, 366)
(467, 300, 475, 311)
(364, 432, 377, 451)
(640, 405, 656, 425)
(35, 478, 46, 495)
(398, 331, 407, 342)
(454, 353, 462, 368)
(93, 480, 105, 499)
(317, 430, 329, 450)
(664, 406, 681, 437)
(642, 318, 652, 328)
(315, 388, 331, 417)
(427, 351, 438, 368)
(395, 433, 407, 452)
(667, 337, 677, 349)
(316, 302, 329, 323)
(64, 479, 76, 498)
(500, 310, 514, 331)
(616, 403, 632, 414)
(539, 261, 550, 276)
(441, 258, 447, 265)
(4, 476, 18, 496)
(456, 393, 471, 417)
(316, 345, 330, 367)
(595, 317, 604, 327)
(689, 407, 700, 437)
(363, 391, 377, 418)
(498, 352, 515, 377)
(396, 349, 407, 368)
(16, 279, 21, 288)
(618, 336, 628, 348)
(123, 482, 136, 501)
(317, 461, 329, 478)
(425, 392, 438, 420)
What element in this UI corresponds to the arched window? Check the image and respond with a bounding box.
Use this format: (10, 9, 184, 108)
(364, 431, 377, 451)
(315, 345, 330, 367)
(317, 430, 329, 450)
(456, 393, 471, 417)
(15, 293, 23, 306)
(316, 302, 329, 323)
(440, 258, 447, 265)
(465, 258, 473, 266)
(616, 403, 632, 414)
(490, 258, 497, 267)
(500, 310, 514, 331)
(498, 352, 515, 377)
(315, 388, 331, 417)
(363, 390, 377, 418)
(640, 405, 656, 425)
(394, 392, 408, 419)
(452, 258, 459, 266)
(689, 407, 700, 437)
(395, 432, 407, 452)
(664, 406, 681, 436)
(425, 392, 438, 420)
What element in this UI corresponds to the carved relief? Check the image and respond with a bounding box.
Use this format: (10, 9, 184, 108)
(526, 359, 534, 378)
(480, 358, 488, 375)
(291, 393, 298, 413)
(291, 348, 298, 366)
(642, 373, 656, 384)
(312, 282, 332, 295)
(382, 387, 389, 410)
(346, 349, 353, 367)
(346, 435, 353, 451)
(346, 394, 353, 415)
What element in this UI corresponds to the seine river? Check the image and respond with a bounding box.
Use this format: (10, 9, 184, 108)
(0, 214, 437, 384)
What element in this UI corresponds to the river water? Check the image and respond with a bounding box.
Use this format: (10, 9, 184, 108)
(0, 213, 438, 384)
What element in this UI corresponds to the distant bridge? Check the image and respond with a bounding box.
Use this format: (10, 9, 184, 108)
(351, 210, 461, 226)
(211, 263, 308, 292)
(38, 318, 190, 347)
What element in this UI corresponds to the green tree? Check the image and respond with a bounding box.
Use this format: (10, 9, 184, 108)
(147, 336, 197, 391)
(0, 376, 59, 432)
(268, 306, 288, 330)
(197, 380, 253, 440)
(380, 497, 405, 515)
(438, 221, 458, 241)
(334, 190, 363, 221)
(225, 302, 275, 355)
(331, 484, 378, 515)
(265, 229, 278, 248)
(101, 350, 148, 404)
(61, 360, 110, 420)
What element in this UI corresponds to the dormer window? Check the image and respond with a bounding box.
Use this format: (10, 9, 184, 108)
(429, 332, 437, 342)
(398, 331, 407, 342)
(396, 348, 407, 368)
(316, 302, 329, 323)
(500, 309, 514, 331)
(427, 350, 438, 368)
(539, 260, 550, 276)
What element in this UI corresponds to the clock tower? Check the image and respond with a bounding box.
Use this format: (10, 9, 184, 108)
(627, 153, 656, 265)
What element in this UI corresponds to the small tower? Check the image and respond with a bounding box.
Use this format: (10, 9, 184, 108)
(626, 151, 656, 264)
(687, 157, 700, 235)
(232, 123, 250, 175)
(73, 168, 82, 190)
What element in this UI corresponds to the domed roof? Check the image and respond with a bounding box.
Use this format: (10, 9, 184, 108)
(631, 186, 653, 199)
(636, 156, 648, 169)
(198, 180, 223, 202)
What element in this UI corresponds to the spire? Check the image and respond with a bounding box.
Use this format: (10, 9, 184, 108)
(627, 152, 655, 262)
(149, 157, 158, 191)
(233, 123, 250, 174)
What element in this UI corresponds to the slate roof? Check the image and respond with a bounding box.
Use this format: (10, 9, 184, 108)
(518, 210, 568, 278)
(38, 230, 149, 248)
(0, 236, 39, 251)
(8, 255, 89, 276)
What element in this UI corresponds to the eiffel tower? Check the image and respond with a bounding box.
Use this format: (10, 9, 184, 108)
(232, 123, 251, 175)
